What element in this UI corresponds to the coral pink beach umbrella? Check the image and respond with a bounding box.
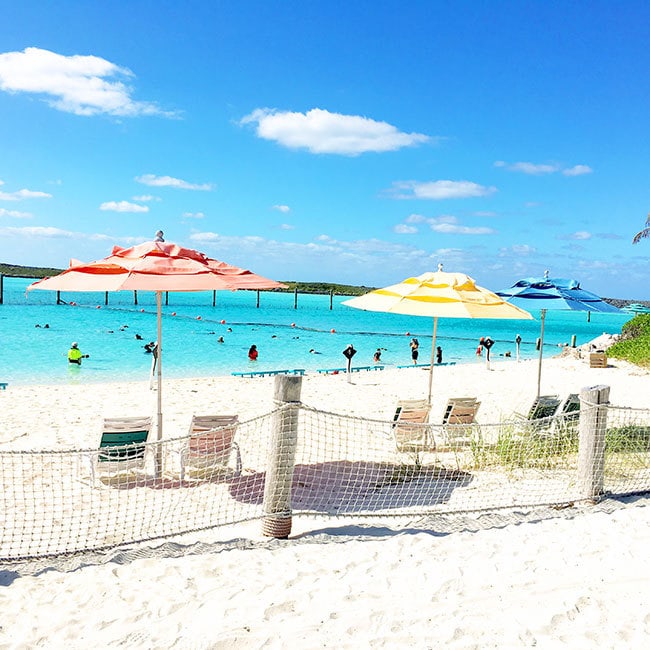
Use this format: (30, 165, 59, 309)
(28, 240, 286, 453)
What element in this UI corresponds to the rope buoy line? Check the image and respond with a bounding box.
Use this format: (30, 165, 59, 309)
(63, 303, 563, 347)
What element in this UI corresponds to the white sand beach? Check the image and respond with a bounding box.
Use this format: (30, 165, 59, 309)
(1, 354, 648, 450)
(1, 353, 649, 648)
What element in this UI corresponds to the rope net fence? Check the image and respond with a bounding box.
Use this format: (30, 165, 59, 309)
(1, 391, 649, 561)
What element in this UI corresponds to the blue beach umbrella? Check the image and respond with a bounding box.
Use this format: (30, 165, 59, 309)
(496, 271, 621, 396)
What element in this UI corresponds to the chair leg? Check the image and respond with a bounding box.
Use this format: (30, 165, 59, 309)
(233, 442, 242, 477)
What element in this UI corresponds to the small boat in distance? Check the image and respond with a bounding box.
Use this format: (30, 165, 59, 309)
(622, 303, 650, 314)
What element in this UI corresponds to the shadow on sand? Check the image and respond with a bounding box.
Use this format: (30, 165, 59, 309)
(229, 460, 472, 513)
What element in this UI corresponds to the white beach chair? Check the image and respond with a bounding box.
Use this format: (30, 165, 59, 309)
(175, 415, 241, 481)
(393, 399, 433, 451)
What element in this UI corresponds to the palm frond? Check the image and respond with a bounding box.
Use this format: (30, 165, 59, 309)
(632, 213, 650, 244)
(633, 227, 650, 244)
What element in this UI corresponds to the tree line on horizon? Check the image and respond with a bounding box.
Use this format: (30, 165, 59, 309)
(1, 259, 647, 304)
(0, 262, 375, 296)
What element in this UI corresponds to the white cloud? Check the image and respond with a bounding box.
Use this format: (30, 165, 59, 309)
(427, 215, 495, 235)
(273, 204, 291, 213)
(569, 230, 592, 240)
(279, 223, 295, 230)
(496, 161, 560, 174)
(182, 211, 205, 219)
(504, 244, 537, 255)
(394, 224, 418, 234)
(0, 188, 52, 201)
(0, 47, 173, 117)
(132, 194, 160, 202)
(496, 160, 593, 177)
(135, 174, 213, 191)
(0, 226, 78, 238)
(405, 213, 426, 223)
(240, 107, 430, 155)
(189, 231, 220, 243)
(99, 200, 149, 213)
(386, 180, 496, 200)
(563, 164, 593, 176)
(0, 207, 32, 218)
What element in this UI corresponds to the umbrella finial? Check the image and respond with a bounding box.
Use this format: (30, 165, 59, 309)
(155, 230, 165, 242)
(437, 263, 443, 272)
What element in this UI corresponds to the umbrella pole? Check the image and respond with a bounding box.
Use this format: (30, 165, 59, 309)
(156, 290, 163, 476)
(536, 308, 546, 398)
(427, 317, 438, 405)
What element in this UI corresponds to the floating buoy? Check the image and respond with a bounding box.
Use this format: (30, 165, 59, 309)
(96, 305, 101, 309)
(330, 328, 336, 333)
(197, 315, 202, 320)
(291, 322, 296, 327)
(70, 302, 76, 306)
(220, 319, 226, 324)
(405, 332, 410, 336)
(140, 309, 145, 313)
(171, 312, 176, 316)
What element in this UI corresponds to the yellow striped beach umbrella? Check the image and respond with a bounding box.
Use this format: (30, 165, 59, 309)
(342, 266, 533, 402)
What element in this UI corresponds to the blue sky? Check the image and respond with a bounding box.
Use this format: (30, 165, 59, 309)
(0, 1, 649, 298)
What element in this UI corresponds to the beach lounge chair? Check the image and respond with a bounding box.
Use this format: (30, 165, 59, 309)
(87, 416, 153, 485)
(559, 393, 580, 419)
(442, 397, 480, 424)
(439, 397, 481, 449)
(392, 399, 433, 451)
(176, 415, 241, 481)
(550, 393, 581, 434)
(513, 395, 563, 435)
(519, 395, 562, 421)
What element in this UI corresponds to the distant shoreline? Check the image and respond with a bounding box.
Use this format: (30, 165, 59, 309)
(1, 264, 649, 305)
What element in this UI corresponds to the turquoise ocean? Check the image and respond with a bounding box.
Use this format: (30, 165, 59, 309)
(0, 277, 630, 385)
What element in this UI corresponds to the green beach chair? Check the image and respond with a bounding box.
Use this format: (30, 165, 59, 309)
(88, 416, 153, 485)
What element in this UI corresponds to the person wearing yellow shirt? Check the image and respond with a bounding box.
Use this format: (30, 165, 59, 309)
(68, 342, 89, 365)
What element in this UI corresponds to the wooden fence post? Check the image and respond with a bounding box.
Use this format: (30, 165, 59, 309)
(577, 384, 610, 501)
(262, 374, 302, 538)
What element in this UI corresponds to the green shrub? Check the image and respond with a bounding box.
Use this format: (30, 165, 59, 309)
(607, 314, 650, 366)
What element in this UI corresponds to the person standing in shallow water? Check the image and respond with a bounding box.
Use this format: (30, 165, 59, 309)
(67, 342, 89, 365)
(373, 348, 382, 363)
(410, 338, 419, 364)
(248, 345, 258, 361)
